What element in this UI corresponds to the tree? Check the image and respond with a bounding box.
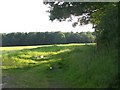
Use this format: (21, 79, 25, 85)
(44, 2, 118, 48)
(2, 32, 95, 46)
(53, 32, 66, 44)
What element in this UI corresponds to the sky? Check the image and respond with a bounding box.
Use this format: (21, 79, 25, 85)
(0, 0, 94, 33)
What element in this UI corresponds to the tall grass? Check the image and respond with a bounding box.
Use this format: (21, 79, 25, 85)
(59, 46, 118, 88)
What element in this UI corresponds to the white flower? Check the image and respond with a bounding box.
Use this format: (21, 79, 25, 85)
(49, 66, 52, 70)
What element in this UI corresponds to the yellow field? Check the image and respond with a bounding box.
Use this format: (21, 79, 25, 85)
(0, 43, 96, 51)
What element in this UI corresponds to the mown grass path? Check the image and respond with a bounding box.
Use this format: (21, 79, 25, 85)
(3, 65, 66, 88)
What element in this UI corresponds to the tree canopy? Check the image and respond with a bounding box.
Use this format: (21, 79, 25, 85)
(44, 2, 118, 48)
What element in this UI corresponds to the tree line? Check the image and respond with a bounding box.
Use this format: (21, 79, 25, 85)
(2, 31, 96, 46)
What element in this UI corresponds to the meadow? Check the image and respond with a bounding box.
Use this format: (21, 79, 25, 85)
(1, 43, 118, 88)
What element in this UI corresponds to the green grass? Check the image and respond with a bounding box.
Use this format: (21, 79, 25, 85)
(1, 43, 118, 88)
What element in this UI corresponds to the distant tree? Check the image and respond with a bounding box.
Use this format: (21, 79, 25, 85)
(2, 31, 96, 46)
(53, 32, 66, 44)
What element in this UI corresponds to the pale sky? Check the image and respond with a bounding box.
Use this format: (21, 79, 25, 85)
(0, 0, 94, 33)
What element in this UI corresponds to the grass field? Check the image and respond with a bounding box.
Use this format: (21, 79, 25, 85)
(1, 43, 118, 88)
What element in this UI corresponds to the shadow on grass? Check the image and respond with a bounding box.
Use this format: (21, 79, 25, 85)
(2, 45, 97, 88)
(2, 45, 83, 71)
